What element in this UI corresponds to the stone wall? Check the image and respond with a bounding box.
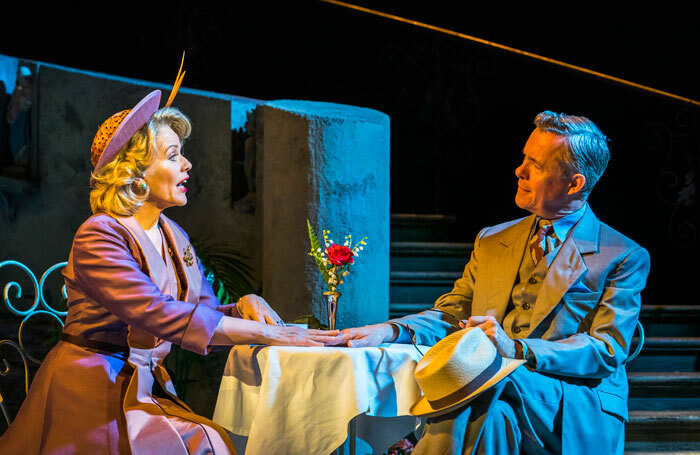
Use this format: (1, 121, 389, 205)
(261, 100, 390, 327)
(0, 58, 263, 287)
(0, 55, 391, 420)
(0, 58, 263, 421)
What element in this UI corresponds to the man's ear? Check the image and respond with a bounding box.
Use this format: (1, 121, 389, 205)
(568, 173, 586, 196)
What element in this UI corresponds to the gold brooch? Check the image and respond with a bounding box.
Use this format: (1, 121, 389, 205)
(183, 244, 195, 267)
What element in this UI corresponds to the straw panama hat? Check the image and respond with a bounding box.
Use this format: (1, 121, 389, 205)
(410, 327, 526, 417)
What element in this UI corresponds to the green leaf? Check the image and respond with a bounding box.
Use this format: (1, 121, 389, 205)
(216, 280, 226, 300)
(191, 238, 256, 301)
(307, 219, 322, 252)
(307, 219, 330, 283)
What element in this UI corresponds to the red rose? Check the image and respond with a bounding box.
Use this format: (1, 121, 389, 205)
(326, 244, 354, 265)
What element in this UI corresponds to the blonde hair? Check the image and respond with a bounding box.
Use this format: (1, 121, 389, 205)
(89, 107, 192, 216)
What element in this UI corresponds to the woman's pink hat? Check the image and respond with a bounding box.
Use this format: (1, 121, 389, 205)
(89, 54, 186, 183)
(90, 90, 162, 173)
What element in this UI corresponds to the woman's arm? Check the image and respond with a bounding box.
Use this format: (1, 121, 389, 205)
(70, 216, 339, 351)
(211, 316, 340, 347)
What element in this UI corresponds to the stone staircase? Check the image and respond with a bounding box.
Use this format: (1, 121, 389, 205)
(389, 214, 700, 454)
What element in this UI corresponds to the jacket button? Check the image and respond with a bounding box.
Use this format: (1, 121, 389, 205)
(513, 327, 521, 334)
(522, 303, 531, 310)
(528, 277, 537, 285)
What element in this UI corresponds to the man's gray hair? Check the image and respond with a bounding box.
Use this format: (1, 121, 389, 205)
(534, 111, 610, 198)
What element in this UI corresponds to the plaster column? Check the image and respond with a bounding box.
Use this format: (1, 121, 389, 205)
(261, 100, 390, 329)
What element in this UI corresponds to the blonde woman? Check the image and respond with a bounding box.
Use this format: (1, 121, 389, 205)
(0, 90, 338, 454)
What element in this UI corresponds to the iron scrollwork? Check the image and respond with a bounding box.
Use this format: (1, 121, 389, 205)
(646, 108, 698, 248)
(0, 260, 67, 428)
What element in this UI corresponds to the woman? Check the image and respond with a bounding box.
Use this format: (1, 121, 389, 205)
(0, 90, 338, 454)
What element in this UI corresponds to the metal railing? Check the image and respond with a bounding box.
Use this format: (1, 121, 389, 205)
(0, 260, 67, 427)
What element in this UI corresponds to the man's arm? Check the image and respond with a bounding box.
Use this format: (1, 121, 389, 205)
(338, 228, 486, 347)
(462, 245, 650, 374)
(521, 246, 650, 378)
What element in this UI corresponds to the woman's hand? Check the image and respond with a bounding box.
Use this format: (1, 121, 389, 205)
(211, 316, 341, 347)
(262, 325, 342, 347)
(236, 294, 285, 326)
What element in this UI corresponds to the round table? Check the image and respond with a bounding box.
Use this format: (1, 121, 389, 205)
(212, 343, 429, 454)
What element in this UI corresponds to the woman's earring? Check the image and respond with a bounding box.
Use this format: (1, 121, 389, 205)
(135, 178, 148, 191)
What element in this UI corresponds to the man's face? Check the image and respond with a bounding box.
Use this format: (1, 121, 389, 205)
(514, 129, 573, 219)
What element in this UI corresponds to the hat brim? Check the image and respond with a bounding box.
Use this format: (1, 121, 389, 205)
(409, 357, 526, 418)
(93, 90, 162, 174)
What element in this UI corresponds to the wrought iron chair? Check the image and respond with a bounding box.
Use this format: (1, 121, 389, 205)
(624, 320, 646, 365)
(0, 260, 67, 428)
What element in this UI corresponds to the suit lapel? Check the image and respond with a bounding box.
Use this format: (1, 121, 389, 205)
(159, 215, 199, 303)
(475, 215, 535, 323)
(529, 206, 600, 333)
(112, 215, 170, 293)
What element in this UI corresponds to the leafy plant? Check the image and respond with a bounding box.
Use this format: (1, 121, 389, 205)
(191, 238, 258, 302)
(166, 239, 257, 412)
(307, 220, 330, 283)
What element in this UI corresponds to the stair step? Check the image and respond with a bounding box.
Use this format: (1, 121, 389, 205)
(628, 372, 700, 390)
(627, 411, 700, 442)
(390, 272, 460, 304)
(626, 338, 699, 373)
(390, 302, 434, 318)
(629, 410, 700, 426)
(390, 271, 463, 283)
(639, 305, 700, 337)
(389, 289, 453, 305)
(625, 441, 700, 454)
(628, 372, 700, 411)
(390, 241, 472, 255)
(625, 452, 700, 455)
(390, 242, 472, 273)
(391, 214, 457, 242)
(641, 305, 700, 317)
(632, 337, 700, 351)
(391, 214, 457, 225)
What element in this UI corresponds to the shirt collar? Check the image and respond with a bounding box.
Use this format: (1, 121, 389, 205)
(547, 203, 587, 241)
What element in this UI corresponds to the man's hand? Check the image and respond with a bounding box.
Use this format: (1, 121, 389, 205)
(335, 323, 398, 347)
(236, 294, 285, 326)
(460, 316, 517, 358)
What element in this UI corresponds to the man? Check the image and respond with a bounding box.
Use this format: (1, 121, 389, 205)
(339, 111, 650, 454)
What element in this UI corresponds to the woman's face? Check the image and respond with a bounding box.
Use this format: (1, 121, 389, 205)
(144, 125, 192, 211)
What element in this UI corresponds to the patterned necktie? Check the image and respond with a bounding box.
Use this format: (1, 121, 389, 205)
(530, 219, 554, 264)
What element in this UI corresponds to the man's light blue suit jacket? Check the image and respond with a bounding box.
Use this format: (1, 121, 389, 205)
(391, 206, 651, 453)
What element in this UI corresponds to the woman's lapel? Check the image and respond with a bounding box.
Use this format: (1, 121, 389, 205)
(111, 215, 170, 294)
(159, 215, 200, 303)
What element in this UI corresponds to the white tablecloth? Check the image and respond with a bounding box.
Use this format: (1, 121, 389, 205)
(212, 343, 429, 455)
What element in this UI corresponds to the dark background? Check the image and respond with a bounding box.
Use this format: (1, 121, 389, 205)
(1, 0, 698, 305)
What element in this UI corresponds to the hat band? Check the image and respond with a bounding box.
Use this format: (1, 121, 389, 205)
(426, 354, 502, 410)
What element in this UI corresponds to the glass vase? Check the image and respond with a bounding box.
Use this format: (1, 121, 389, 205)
(323, 291, 341, 330)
